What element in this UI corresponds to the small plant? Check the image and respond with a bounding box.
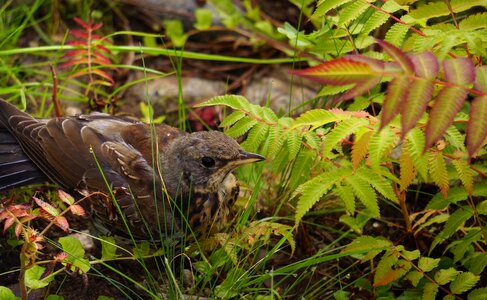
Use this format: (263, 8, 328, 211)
(60, 17, 115, 108)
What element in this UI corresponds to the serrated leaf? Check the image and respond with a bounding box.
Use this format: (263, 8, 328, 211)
(220, 110, 246, 128)
(432, 207, 473, 251)
(58, 236, 90, 273)
(290, 57, 382, 85)
(418, 257, 440, 272)
(374, 257, 410, 287)
(286, 131, 303, 161)
(377, 39, 414, 74)
(313, 0, 353, 18)
(225, 116, 257, 138)
(292, 109, 348, 130)
(335, 183, 355, 213)
(241, 122, 269, 152)
(409, 52, 439, 79)
(344, 175, 379, 216)
(467, 95, 487, 158)
(341, 236, 390, 257)
(450, 272, 479, 294)
(197, 94, 251, 111)
(452, 160, 474, 195)
(338, 76, 382, 101)
(425, 86, 468, 150)
(435, 268, 460, 285)
(337, 1, 369, 27)
(295, 177, 335, 225)
(468, 287, 487, 300)
(400, 140, 416, 191)
(33, 196, 59, 217)
(381, 75, 411, 128)
(358, 167, 399, 203)
(400, 78, 434, 137)
(406, 270, 424, 287)
(423, 281, 439, 300)
(406, 128, 428, 180)
(443, 57, 475, 86)
(323, 118, 369, 157)
(385, 22, 409, 46)
(360, 10, 390, 37)
(352, 130, 373, 169)
(368, 126, 398, 169)
(428, 151, 449, 198)
(459, 13, 487, 31)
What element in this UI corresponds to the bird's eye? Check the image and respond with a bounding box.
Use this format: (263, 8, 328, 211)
(201, 156, 216, 168)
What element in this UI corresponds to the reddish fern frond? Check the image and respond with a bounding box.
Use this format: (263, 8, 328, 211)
(61, 17, 115, 104)
(292, 39, 486, 155)
(467, 66, 487, 159)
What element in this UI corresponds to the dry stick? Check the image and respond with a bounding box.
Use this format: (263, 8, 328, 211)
(50, 64, 62, 118)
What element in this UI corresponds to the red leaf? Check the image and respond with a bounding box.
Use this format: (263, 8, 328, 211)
(401, 79, 434, 137)
(67, 41, 88, 47)
(425, 87, 468, 150)
(15, 223, 22, 238)
(33, 196, 60, 217)
(55, 216, 69, 232)
(91, 22, 103, 31)
(377, 39, 414, 74)
(70, 29, 89, 39)
(69, 204, 85, 216)
(90, 69, 115, 84)
(467, 95, 487, 159)
(443, 58, 475, 85)
(381, 75, 411, 129)
(95, 44, 111, 53)
(59, 58, 89, 69)
(63, 49, 89, 58)
(3, 217, 14, 232)
(290, 57, 382, 85)
(409, 52, 439, 78)
(73, 17, 90, 31)
(58, 190, 75, 205)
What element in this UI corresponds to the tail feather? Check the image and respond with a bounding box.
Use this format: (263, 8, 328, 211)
(0, 127, 47, 192)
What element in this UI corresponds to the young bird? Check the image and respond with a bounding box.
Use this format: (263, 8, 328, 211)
(0, 99, 264, 239)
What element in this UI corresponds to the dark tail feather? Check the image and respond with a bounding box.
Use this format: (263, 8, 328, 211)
(0, 127, 47, 192)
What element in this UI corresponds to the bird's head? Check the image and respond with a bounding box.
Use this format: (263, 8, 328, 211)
(161, 131, 264, 197)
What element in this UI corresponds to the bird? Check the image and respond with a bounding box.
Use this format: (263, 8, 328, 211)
(0, 98, 264, 240)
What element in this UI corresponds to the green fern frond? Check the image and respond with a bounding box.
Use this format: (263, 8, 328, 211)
(406, 128, 428, 181)
(338, 1, 370, 27)
(452, 160, 474, 195)
(267, 124, 285, 158)
(356, 167, 399, 203)
(322, 118, 369, 157)
(286, 131, 303, 162)
(427, 151, 449, 198)
(225, 116, 257, 138)
(295, 175, 335, 225)
(288, 149, 316, 191)
(313, 0, 353, 18)
(335, 183, 355, 214)
(241, 122, 269, 152)
(384, 22, 410, 47)
(344, 175, 380, 217)
(220, 110, 246, 128)
(360, 10, 390, 37)
(368, 126, 398, 169)
(459, 13, 487, 31)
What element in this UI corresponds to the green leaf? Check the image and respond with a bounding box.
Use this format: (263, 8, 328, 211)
(406, 271, 424, 287)
(381, 75, 410, 128)
(384, 22, 409, 46)
(323, 118, 369, 157)
(225, 116, 257, 138)
(335, 183, 355, 213)
(197, 95, 252, 111)
(286, 131, 302, 161)
(25, 265, 50, 289)
(100, 236, 119, 260)
(469, 287, 487, 300)
(312, 0, 353, 18)
(418, 257, 440, 272)
(220, 110, 246, 128)
(431, 207, 473, 251)
(0, 286, 17, 300)
(241, 122, 269, 152)
(423, 281, 439, 300)
(337, 1, 369, 27)
(58, 236, 90, 273)
(428, 151, 449, 198)
(356, 167, 399, 203)
(195, 8, 213, 30)
(292, 109, 348, 130)
(435, 267, 460, 285)
(406, 128, 428, 181)
(452, 159, 474, 195)
(450, 272, 480, 294)
(344, 175, 380, 217)
(164, 20, 188, 47)
(368, 125, 398, 169)
(341, 236, 390, 259)
(295, 176, 335, 225)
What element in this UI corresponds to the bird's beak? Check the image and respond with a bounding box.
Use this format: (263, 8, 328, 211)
(232, 150, 265, 166)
